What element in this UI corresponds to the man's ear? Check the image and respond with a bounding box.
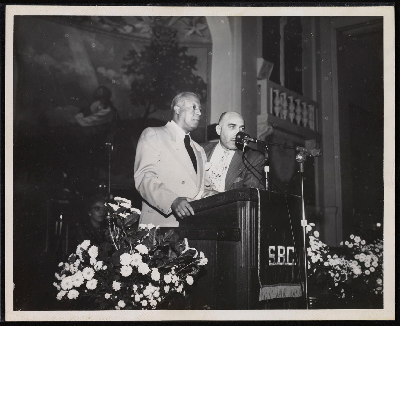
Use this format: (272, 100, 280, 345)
(215, 124, 221, 136)
(174, 105, 180, 115)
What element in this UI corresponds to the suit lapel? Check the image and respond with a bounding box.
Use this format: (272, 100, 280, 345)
(225, 150, 245, 190)
(204, 142, 217, 161)
(192, 144, 205, 187)
(159, 123, 199, 188)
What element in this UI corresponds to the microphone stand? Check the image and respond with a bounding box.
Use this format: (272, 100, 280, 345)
(264, 145, 270, 192)
(296, 151, 309, 309)
(105, 142, 113, 197)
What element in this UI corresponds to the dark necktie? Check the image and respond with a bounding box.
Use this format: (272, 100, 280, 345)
(184, 134, 197, 173)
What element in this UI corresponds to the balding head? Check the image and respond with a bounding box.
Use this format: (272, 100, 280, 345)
(216, 111, 245, 150)
(218, 111, 243, 126)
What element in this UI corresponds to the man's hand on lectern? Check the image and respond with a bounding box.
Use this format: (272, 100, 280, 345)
(171, 197, 195, 219)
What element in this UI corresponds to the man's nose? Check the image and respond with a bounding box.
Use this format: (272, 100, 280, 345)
(195, 108, 201, 115)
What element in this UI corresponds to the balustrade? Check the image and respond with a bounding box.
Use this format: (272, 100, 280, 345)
(257, 79, 319, 138)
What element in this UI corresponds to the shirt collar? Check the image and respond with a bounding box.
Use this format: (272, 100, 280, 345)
(217, 140, 235, 153)
(169, 120, 188, 141)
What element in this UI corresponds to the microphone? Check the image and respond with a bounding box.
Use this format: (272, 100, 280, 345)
(295, 146, 322, 157)
(235, 132, 266, 147)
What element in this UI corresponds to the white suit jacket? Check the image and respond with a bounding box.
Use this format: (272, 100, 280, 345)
(134, 121, 207, 227)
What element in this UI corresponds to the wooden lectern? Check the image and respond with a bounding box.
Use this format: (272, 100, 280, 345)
(178, 188, 303, 310)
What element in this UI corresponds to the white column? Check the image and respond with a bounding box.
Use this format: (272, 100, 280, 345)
(206, 16, 241, 123)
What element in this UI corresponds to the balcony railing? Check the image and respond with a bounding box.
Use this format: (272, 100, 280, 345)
(257, 79, 320, 141)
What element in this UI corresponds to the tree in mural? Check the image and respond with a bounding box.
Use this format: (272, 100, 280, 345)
(122, 25, 207, 121)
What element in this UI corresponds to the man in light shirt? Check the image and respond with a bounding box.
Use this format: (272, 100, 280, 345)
(203, 111, 265, 196)
(134, 92, 207, 227)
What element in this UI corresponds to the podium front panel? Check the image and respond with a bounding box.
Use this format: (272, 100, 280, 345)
(178, 189, 303, 309)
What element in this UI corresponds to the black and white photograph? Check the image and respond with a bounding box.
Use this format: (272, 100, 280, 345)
(4, 5, 395, 321)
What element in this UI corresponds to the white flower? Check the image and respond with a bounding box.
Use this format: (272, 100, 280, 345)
(114, 197, 132, 208)
(139, 224, 155, 230)
(108, 203, 119, 211)
(70, 265, 78, 274)
(118, 300, 126, 308)
(71, 271, 84, 287)
(138, 262, 150, 275)
(86, 279, 98, 290)
(135, 244, 148, 254)
(350, 234, 354, 239)
(120, 265, 133, 277)
(306, 225, 312, 233)
(345, 241, 349, 246)
(348, 243, 353, 248)
(376, 278, 383, 285)
(352, 266, 362, 275)
(369, 267, 375, 273)
(164, 285, 170, 293)
(361, 240, 366, 245)
(365, 270, 370, 275)
(80, 240, 91, 250)
(198, 256, 208, 266)
(94, 261, 103, 271)
(164, 274, 172, 284)
(90, 258, 97, 266)
(151, 268, 160, 281)
(177, 284, 183, 293)
(313, 231, 320, 238)
(67, 289, 79, 299)
(112, 281, 121, 291)
(130, 207, 141, 214)
(372, 261, 378, 267)
(150, 299, 157, 307)
(141, 300, 148, 307)
(186, 276, 194, 285)
(53, 282, 61, 290)
(105, 293, 111, 299)
(82, 267, 95, 280)
(120, 253, 132, 266)
(354, 236, 361, 243)
(134, 294, 141, 302)
(56, 290, 67, 300)
(131, 253, 143, 266)
(88, 245, 98, 259)
(61, 277, 74, 291)
(153, 291, 160, 298)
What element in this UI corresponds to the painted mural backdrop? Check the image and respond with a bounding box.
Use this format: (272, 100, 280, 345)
(15, 16, 210, 127)
(14, 16, 211, 193)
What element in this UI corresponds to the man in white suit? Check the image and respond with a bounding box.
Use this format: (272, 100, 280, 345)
(134, 92, 207, 227)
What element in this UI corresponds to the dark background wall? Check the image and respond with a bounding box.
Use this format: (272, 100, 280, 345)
(337, 24, 384, 239)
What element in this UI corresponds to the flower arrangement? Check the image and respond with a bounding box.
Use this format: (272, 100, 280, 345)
(306, 223, 383, 302)
(54, 197, 208, 310)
